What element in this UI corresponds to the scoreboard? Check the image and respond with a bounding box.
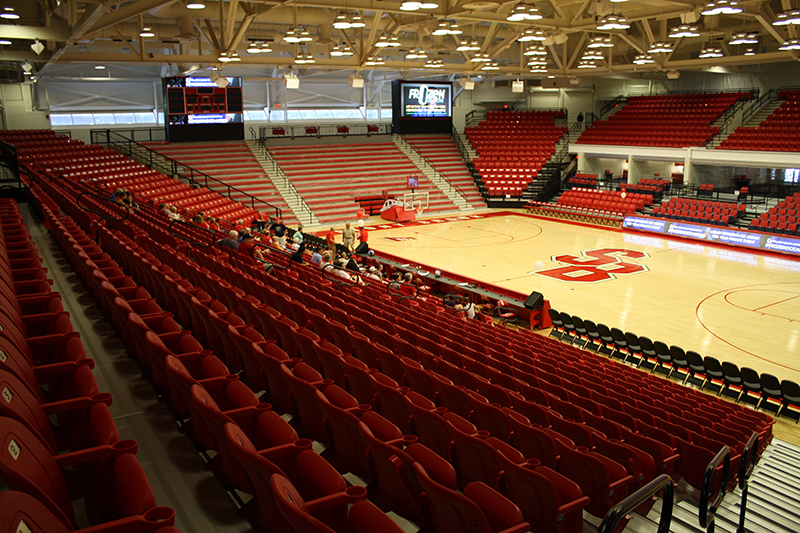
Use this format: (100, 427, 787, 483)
(164, 76, 243, 116)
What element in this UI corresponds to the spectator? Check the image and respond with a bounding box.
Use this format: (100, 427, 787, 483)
(326, 227, 337, 254)
(366, 266, 381, 281)
(235, 219, 246, 233)
(356, 222, 369, 254)
(270, 218, 287, 247)
(193, 213, 209, 229)
(253, 211, 269, 231)
(288, 235, 301, 252)
(577, 111, 584, 131)
(168, 206, 181, 220)
(342, 222, 355, 252)
(217, 230, 239, 251)
(208, 217, 220, 231)
(311, 247, 323, 265)
(294, 224, 304, 245)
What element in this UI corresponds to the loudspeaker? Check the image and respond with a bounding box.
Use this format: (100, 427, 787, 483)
(355, 242, 369, 255)
(523, 291, 543, 310)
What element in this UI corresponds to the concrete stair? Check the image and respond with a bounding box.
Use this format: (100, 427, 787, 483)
(393, 133, 486, 211)
(268, 142, 460, 224)
(145, 140, 299, 225)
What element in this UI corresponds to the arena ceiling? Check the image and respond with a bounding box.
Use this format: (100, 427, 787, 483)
(1, 0, 798, 81)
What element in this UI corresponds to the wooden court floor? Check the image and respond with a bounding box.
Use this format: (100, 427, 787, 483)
(363, 210, 800, 390)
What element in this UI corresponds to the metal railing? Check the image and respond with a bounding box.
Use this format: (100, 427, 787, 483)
(398, 135, 468, 206)
(599, 95, 627, 119)
(451, 126, 473, 167)
(699, 445, 732, 533)
(598, 474, 674, 533)
(259, 141, 314, 225)
(258, 123, 390, 140)
(586, 112, 599, 126)
(90, 127, 166, 143)
(741, 88, 782, 125)
(0, 141, 21, 188)
(706, 93, 756, 146)
(736, 433, 759, 533)
(91, 129, 282, 221)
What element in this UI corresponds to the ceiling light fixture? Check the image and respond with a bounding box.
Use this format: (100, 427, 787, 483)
(0, 39, 11, 45)
(375, 35, 391, 47)
(229, 52, 241, 62)
(468, 39, 481, 51)
(577, 60, 597, 68)
(432, 21, 450, 36)
(527, 58, 547, 66)
(140, 26, 155, 38)
(744, 47, 755, 55)
(470, 52, 490, 62)
(597, 14, 630, 30)
(524, 44, 547, 55)
(364, 56, 385, 66)
(669, 24, 700, 38)
(448, 22, 462, 35)
(779, 39, 800, 50)
(518, 28, 546, 42)
(333, 12, 351, 29)
(349, 13, 365, 27)
(186, 1, 206, 9)
(701, 0, 741, 16)
(588, 36, 614, 48)
(0, 6, 19, 19)
(529, 66, 548, 73)
(94, 64, 106, 70)
(633, 54, 654, 64)
(247, 42, 262, 53)
(400, 1, 422, 10)
(260, 42, 273, 53)
(773, 10, 800, 25)
(456, 40, 471, 51)
(699, 46, 723, 57)
(507, 2, 542, 22)
(729, 32, 758, 45)
(424, 58, 444, 68)
(481, 61, 499, 70)
(648, 41, 673, 53)
(582, 49, 604, 61)
(218, 52, 232, 62)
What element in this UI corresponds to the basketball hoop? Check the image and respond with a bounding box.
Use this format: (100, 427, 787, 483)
(416, 205, 425, 218)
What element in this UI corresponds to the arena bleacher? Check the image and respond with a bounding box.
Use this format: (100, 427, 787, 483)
(719, 90, 800, 151)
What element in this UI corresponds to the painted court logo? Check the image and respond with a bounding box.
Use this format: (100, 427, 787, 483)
(533, 248, 649, 283)
(385, 237, 416, 242)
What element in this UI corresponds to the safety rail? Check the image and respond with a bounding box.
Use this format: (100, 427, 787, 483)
(598, 474, 674, 533)
(76, 190, 130, 244)
(741, 88, 783, 124)
(398, 135, 468, 206)
(736, 432, 759, 533)
(387, 280, 419, 302)
(90, 127, 166, 143)
(599, 95, 627, 119)
(707, 93, 757, 147)
(252, 241, 293, 271)
(258, 141, 314, 225)
(249, 126, 258, 140)
(91, 129, 282, 221)
(699, 445, 732, 533)
(258, 123, 390, 140)
(0, 141, 21, 188)
(585, 112, 599, 126)
(451, 126, 473, 166)
(167, 219, 216, 249)
(321, 263, 362, 290)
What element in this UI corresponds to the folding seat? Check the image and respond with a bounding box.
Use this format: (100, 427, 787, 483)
(432, 372, 473, 419)
(315, 341, 347, 387)
(255, 338, 297, 416)
(673, 435, 729, 492)
(370, 372, 413, 434)
(411, 461, 530, 533)
(404, 391, 453, 460)
(279, 362, 332, 443)
(315, 384, 373, 479)
(340, 355, 377, 406)
(162, 353, 232, 420)
(493, 445, 588, 533)
(558, 445, 633, 521)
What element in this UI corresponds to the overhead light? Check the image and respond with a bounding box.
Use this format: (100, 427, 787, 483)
(419, 1, 439, 7)
(375, 35, 391, 47)
(529, 66, 547, 73)
(699, 46, 723, 58)
(577, 60, 597, 68)
(633, 54, 654, 64)
(448, 22, 462, 35)
(458, 78, 474, 90)
(297, 27, 312, 42)
(0, 6, 18, 19)
(284, 73, 300, 89)
(470, 52, 490, 62)
(667, 70, 680, 79)
(349, 13, 365, 27)
(260, 42, 273, 53)
(230, 52, 241, 62)
(669, 24, 700, 38)
(526, 58, 546, 66)
(648, 41, 673, 53)
(588, 36, 614, 48)
(0, 39, 10, 45)
(779, 39, 800, 50)
(744, 47, 755, 55)
(294, 52, 315, 64)
(186, 1, 205, 9)
(609, 0, 627, 2)
(349, 74, 364, 88)
(432, 20, 450, 35)
(424, 58, 444, 68)
(285, 27, 311, 43)
(247, 42, 261, 53)
(468, 39, 481, 51)
(507, 3, 542, 22)
(481, 61, 499, 70)
(524, 44, 547, 55)
(364, 55, 385, 66)
(218, 52, 232, 62)
(406, 48, 427, 59)
(140, 26, 155, 38)
(31, 40, 45, 55)
(456, 40, 471, 51)
(333, 12, 351, 29)
(21, 60, 33, 74)
(582, 49, 603, 61)
(400, 1, 422, 10)
(94, 64, 106, 70)
(518, 28, 546, 42)
(702, 0, 741, 16)
(330, 44, 344, 56)
(597, 14, 629, 30)
(773, 10, 800, 25)
(729, 32, 758, 45)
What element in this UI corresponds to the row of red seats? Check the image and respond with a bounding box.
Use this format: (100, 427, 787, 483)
(524, 201, 626, 226)
(720, 92, 800, 152)
(0, 194, 180, 533)
(559, 188, 652, 212)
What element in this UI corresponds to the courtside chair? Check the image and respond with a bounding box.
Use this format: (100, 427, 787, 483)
(609, 328, 627, 361)
(637, 336, 657, 371)
(623, 332, 642, 366)
(757, 373, 783, 413)
(668, 346, 690, 382)
(652, 341, 672, 376)
(596, 324, 615, 356)
(702, 356, 725, 393)
(721, 362, 744, 400)
(739, 367, 762, 405)
(583, 319, 602, 352)
(779, 380, 800, 422)
(559, 312, 576, 343)
(684, 350, 707, 387)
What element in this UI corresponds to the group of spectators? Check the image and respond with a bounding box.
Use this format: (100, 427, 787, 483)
(111, 188, 138, 209)
(325, 221, 368, 254)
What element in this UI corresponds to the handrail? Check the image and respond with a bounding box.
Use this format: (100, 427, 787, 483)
(399, 135, 468, 205)
(736, 432, 759, 533)
(706, 93, 755, 146)
(586, 112, 599, 126)
(699, 445, 732, 533)
(249, 126, 257, 140)
(92, 129, 282, 221)
(598, 474, 674, 533)
(451, 126, 473, 166)
(387, 280, 419, 302)
(252, 241, 293, 271)
(321, 263, 361, 290)
(741, 88, 779, 124)
(260, 145, 314, 225)
(167, 219, 216, 248)
(599, 95, 627, 119)
(76, 191, 130, 223)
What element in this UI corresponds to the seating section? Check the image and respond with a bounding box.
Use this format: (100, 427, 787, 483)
(698, 183, 715, 197)
(0, 197, 179, 532)
(143, 141, 296, 224)
(621, 178, 671, 200)
(650, 198, 743, 226)
(6, 128, 785, 533)
(576, 92, 750, 147)
(403, 134, 487, 209)
(268, 143, 458, 223)
(566, 172, 597, 189)
(748, 193, 800, 235)
(720, 90, 800, 151)
(0, 130, 255, 225)
(560, 188, 651, 213)
(466, 110, 568, 196)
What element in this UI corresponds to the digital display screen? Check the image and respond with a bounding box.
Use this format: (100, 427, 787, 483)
(408, 175, 419, 188)
(185, 76, 242, 87)
(187, 113, 242, 124)
(400, 82, 452, 118)
(622, 216, 800, 257)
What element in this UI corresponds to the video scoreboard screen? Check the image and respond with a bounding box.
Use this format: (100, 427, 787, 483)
(399, 82, 452, 118)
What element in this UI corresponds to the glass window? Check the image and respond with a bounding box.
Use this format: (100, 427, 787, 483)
(315, 110, 333, 120)
(71, 114, 94, 126)
(330, 109, 349, 119)
(300, 110, 317, 120)
(93, 114, 116, 125)
(381, 108, 392, 120)
(270, 109, 286, 122)
(49, 114, 72, 126)
(344, 109, 363, 119)
(114, 113, 136, 124)
(133, 112, 156, 124)
(286, 110, 303, 121)
(244, 110, 267, 121)
(786, 169, 800, 184)
(365, 108, 379, 120)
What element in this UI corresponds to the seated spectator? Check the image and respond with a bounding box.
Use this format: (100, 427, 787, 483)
(217, 230, 239, 251)
(193, 213, 209, 229)
(288, 236, 301, 252)
(208, 217, 220, 231)
(310, 247, 323, 265)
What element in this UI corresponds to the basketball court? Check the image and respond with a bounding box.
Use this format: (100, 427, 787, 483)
(361, 210, 800, 386)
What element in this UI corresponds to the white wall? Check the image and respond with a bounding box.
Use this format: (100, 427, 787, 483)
(2, 84, 51, 131)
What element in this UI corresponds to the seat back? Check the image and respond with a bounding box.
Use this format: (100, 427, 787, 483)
(404, 391, 452, 460)
(559, 446, 632, 518)
(443, 412, 501, 490)
(370, 373, 412, 434)
(280, 363, 331, 443)
(316, 385, 371, 479)
(412, 462, 493, 533)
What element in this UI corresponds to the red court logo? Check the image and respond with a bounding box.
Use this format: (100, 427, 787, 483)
(385, 237, 416, 242)
(535, 248, 649, 283)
